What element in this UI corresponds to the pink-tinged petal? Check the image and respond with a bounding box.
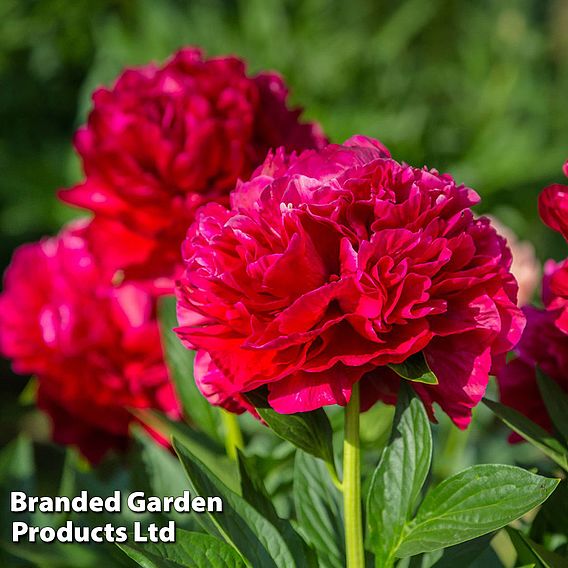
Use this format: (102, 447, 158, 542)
(490, 284, 526, 359)
(85, 218, 179, 288)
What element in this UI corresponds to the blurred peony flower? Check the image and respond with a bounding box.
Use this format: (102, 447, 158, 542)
(486, 216, 540, 306)
(0, 221, 179, 462)
(496, 163, 568, 440)
(59, 48, 326, 283)
(538, 161, 568, 334)
(497, 302, 568, 438)
(176, 136, 524, 428)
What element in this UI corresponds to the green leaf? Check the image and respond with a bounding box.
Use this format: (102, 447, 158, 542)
(396, 464, 559, 558)
(245, 390, 335, 468)
(158, 296, 220, 441)
(132, 414, 236, 537)
(0, 435, 34, 489)
(467, 546, 505, 568)
(404, 536, 499, 568)
(118, 529, 246, 567)
(173, 438, 312, 568)
(0, 436, 35, 543)
(294, 451, 345, 568)
(132, 427, 189, 499)
(236, 449, 315, 565)
(482, 398, 568, 471)
(388, 352, 438, 385)
(536, 369, 568, 445)
(430, 534, 495, 568)
(18, 376, 38, 406)
(236, 450, 279, 524)
(132, 410, 238, 493)
(131, 428, 193, 527)
(366, 383, 432, 567)
(506, 527, 567, 568)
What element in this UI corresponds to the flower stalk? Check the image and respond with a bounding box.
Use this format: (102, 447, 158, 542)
(221, 409, 244, 460)
(344, 381, 365, 568)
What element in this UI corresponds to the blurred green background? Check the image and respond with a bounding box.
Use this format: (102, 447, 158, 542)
(0, 0, 567, 470)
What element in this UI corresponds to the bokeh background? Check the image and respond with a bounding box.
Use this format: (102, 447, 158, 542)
(1, 0, 567, 524)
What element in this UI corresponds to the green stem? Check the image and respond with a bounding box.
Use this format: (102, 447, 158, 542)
(344, 382, 365, 568)
(221, 409, 244, 460)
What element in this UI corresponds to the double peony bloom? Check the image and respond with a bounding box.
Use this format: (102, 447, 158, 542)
(175, 136, 524, 428)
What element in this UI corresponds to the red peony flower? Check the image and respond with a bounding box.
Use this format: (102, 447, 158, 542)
(59, 48, 326, 283)
(538, 161, 568, 334)
(0, 221, 179, 463)
(175, 136, 524, 428)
